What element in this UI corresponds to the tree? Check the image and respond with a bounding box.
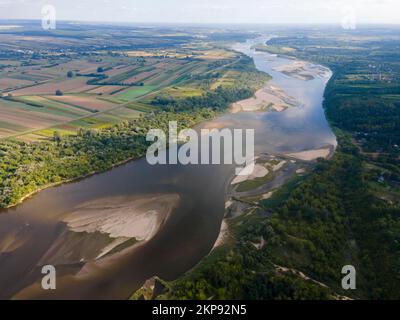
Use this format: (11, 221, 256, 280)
(53, 131, 62, 143)
(67, 71, 74, 78)
(97, 67, 104, 73)
(55, 89, 63, 96)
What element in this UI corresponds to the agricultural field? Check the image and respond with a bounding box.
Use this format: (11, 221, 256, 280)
(11, 96, 91, 117)
(159, 86, 204, 98)
(7, 77, 96, 96)
(210, 70, 241, 89)
(116, 86, 158, 100)
(0, 59, 106, 92)
(47, 95, 120, 112)
(0, 98, 75, 137)
(0, 24, 256, 141)
(86, 85, 126, 94)
(0, 77, 33, 91)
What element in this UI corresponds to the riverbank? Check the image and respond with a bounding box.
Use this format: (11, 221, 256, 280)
(213, 146, 333, 250)
(284, 145, 335, 161)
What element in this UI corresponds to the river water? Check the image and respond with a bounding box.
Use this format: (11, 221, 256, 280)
(0, 39, 336, 299)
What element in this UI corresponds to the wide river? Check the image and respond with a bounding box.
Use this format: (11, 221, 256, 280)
(0, 39, 336, 299)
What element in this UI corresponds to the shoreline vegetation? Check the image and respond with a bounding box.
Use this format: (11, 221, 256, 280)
(214, 144, 336, 252)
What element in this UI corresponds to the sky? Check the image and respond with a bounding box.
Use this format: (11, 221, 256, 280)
(0, 0, 399, 25)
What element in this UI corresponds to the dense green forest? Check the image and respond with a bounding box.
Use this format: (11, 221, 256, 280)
(157, 29, 400, 300)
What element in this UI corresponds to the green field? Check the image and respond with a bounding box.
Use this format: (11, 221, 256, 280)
(117, 85, 157, 100)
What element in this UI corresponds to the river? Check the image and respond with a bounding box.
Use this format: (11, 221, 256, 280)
(0, 39, 336, 299)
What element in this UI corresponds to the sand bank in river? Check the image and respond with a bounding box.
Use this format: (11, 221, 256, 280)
(231, 163, 269, 185)
(201, 121, 235, 131)
(0, 230, 29, 254)
(231, 84, 298, 114)
(286, 147, 331, 161)
(13, 194, 180, 300)
(273, 61, 330, 81)
(260, 191, 274, 200)
(64, 194, 180, 242)
(34, 194, 181, 266)
(213, 220, 229, 249)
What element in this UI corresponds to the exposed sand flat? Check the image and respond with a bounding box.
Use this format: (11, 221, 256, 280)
(201, 121, 234, 131)
(213, 220, 229, 249)
(225, 200, 234, 209)
(231, 84, 298, 114)
(286, 147, 331, 161)
(260, 191, 274, 200)
(64, 194, 180, 242)
(274, 61, 330, 81)
(251, 236, 266, 250)
(0, 230, 29, 254)
(231, 163, 269, 185)
(37, 229, 116, 266)
(96, 237, 131, 259)
(308, 64, 331, 78)
(273, 160, 287, 171)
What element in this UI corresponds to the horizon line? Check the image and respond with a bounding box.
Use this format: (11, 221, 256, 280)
(1, 19, 400, 27)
